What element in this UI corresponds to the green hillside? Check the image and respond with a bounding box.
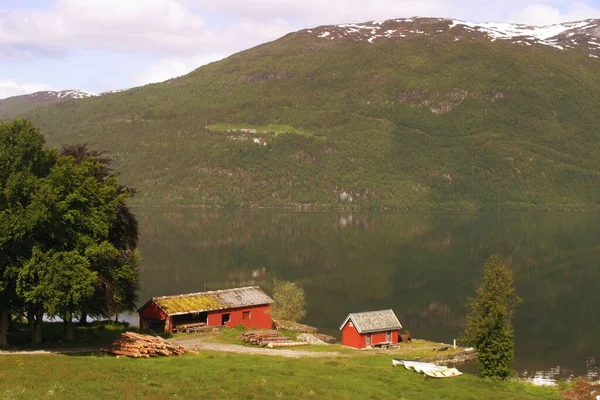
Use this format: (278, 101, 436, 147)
(10, 18, 600, 210)
(0, 90, 97, 119)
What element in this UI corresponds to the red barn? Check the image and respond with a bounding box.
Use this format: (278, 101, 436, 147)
(339, 309, 403, 349)
(138, 286, 274, 333)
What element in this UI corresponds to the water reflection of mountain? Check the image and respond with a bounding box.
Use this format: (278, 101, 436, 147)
(135, 209, 600, 378)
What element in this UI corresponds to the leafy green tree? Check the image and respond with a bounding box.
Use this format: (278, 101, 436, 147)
(272, 281, 306, 323)
(1, 121, 140, 345)
(17, 248, 97, 342)
(20, 153, 132, 342)
(461, 254, 521, 379)
(0, 120, 54, 346)
(60, 144, 140, 324)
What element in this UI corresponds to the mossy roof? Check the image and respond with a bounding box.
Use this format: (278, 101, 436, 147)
(143, 286, 274, 316)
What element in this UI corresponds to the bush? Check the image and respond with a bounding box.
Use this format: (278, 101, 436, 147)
(272, 281, 306, 323)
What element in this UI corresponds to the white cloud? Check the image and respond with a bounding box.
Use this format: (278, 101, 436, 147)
(0, 0, 208, 56)
(0, 81, 54, 99)
(185, 0, 451, 25)
(0, 0, 295, 91)
(509, 1, 600, 25)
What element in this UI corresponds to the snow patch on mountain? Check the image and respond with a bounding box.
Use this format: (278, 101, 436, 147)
(307, 17, 600, 55)
(28, 90, 98, 101)
(449, 19, 600, 50)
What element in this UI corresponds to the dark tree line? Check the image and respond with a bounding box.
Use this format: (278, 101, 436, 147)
(0, 120, 139, 345)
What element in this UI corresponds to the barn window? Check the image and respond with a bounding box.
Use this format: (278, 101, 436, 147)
(349, 322, 354, 328)
(242, 311, 251, 320)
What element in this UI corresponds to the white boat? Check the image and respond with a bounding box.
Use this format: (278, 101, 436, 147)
(393, 359, 447, 371)
(422, 367, 463, 378)
(393, 359, 463, 378)
(392, 359, 404, 367)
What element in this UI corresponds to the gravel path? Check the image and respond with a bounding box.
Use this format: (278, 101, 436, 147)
(170, 337, 342, 358)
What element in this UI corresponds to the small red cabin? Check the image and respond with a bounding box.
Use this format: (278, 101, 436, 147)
(138, 286, 274, 333)
(339, 309, 403, 349)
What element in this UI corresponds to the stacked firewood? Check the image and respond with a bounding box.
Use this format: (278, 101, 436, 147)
(238, 330, 309, 348)
(102, 332, 191, 358)
(173, 322, 213, 333)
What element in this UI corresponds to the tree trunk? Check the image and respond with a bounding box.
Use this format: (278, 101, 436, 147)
(27, 307, 34, 333)
(78, 311, 88, 326)
(64, 314, 75, 342)
(0, 308, 9, 347)
(32, 310, 43, 345)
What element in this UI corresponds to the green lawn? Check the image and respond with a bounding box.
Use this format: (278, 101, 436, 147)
(0, 352, 559, 400)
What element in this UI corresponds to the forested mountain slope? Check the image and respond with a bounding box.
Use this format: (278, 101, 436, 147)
(10, 17, 600, 210)
(0, 90, 97, 119)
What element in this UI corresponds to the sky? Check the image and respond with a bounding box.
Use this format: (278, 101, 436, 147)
(1, 0, 600, 99)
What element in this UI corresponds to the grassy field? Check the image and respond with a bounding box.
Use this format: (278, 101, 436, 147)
(0, 351, 560, 400)
(1, 324, 561, 399)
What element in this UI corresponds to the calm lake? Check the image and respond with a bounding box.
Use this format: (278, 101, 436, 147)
(134, 209, 600, 383)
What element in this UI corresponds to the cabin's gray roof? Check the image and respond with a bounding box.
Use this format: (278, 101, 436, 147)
(139, 286, 274, 316)
(339, 309, 402, 333)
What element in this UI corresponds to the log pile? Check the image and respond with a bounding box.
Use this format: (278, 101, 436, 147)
(172, 322, 213, 333)
(102, 332, 191, 358)
(238, 330, 309, 348)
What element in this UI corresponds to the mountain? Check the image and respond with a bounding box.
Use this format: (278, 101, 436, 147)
(0, 90, 97, 119)
(8, 17, 600, 210)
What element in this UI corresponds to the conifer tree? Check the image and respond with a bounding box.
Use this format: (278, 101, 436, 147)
(462, 254, 521, 379)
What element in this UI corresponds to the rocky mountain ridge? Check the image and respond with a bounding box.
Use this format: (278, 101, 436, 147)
(303, 17, 600, 56)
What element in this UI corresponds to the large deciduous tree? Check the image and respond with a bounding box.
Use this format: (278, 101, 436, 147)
(60, 144, 139, 325)
(0, 120, 54, 346)
(0, 121, 139, 345)
(461, 254, 521, 379)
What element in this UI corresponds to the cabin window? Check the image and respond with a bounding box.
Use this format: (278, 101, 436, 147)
(386, 331, 391, 342)
(366, 334, 371, 346)
(242, 311, 251, 320)
(349, 322, 354, 328)
(221, 313, 230, 325)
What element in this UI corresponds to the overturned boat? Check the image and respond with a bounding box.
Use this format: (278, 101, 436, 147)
(392, 359, 463, 378)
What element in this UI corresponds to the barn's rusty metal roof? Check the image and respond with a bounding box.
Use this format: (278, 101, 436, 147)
(339, 309, 402, 333)
(141, 286, 274, 316)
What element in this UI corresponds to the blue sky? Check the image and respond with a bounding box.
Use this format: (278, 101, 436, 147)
(2, 0, 600, 98)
